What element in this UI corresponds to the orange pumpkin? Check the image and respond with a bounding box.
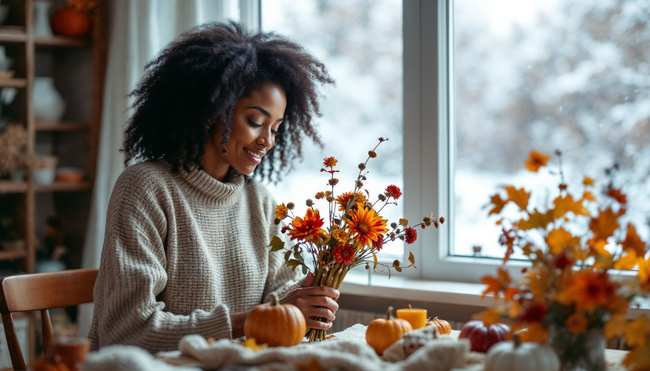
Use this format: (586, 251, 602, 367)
(33, 356, 70, 371)
(51, 8, 92, 37)
(426, 316, 452, 335)
(243, 292, 306, 347)
(366, 306, 413, 355)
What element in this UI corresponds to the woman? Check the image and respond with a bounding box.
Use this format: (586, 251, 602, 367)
(89, 22, 338, 353)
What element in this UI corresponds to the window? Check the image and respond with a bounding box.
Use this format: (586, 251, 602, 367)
(262, 0, 405, 258)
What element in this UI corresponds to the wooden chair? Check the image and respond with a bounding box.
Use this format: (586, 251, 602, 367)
(0, 268, 98, 371)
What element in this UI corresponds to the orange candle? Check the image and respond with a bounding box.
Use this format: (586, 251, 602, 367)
(396, 304, 427, 329)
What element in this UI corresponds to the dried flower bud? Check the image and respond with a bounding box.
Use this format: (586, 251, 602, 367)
(315, 192, 325, 199)
(365, 263, 370, 270)
(390, 233, 396, 240)
(434, 221, 439, 228)
(362, 176, 367, 180)
(395, 229, 401, 234)
(425, 221, 431, 226)
(334, 218, 341, 225)
(358, 163, 366, 170)
(554, 149, 562, 156)
(286, 202, 295, 210)
(326, 196, 335, 202)
(559, 183, 568, 191)
(439, 217, 445, 224)
(306, 199, 314, 207)
(390, 222, 397, 229)
(379, 137, 386, 142)
(328, 178, 339, 186)
(421, 224, 426, 229)
(378, 194, 387, 202)
(399, 235, 405, 241)
(423, 217, 431, 223)
(393, 259, 400, 267)
(274, 218, 281, 225)
(356, 180, 363, 187)
(368, 151, 377, 158)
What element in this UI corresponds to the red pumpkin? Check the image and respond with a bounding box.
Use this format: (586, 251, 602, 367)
(51, 8, 92, 37)
(458, 320, 510, 353)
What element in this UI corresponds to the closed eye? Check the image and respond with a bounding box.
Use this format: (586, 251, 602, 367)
(247, 119, 262, 128)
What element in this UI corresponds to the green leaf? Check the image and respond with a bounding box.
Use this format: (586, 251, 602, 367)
(269, 236, 285, 252)
(283, 250, 292, 263)
(399, 218, 409, 227)
(302, 265, 308, 275)
(294, 251, 304, 263)
(286, 259, 303, 271)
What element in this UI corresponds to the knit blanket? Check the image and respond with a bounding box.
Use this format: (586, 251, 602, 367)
(82, 325, 485, 371)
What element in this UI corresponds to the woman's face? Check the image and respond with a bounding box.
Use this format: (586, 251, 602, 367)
(203, 83, 287, 181)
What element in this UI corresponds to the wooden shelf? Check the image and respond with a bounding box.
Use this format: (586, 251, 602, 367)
(35, 122, 90, 131)
(0, 32, 27, 43)
(0, 250, 26, 261)
(0, 181, 27, 194)
(35, 36, 90, 48)
(34, 181, 92, 192)
(0, 78, 26, 88)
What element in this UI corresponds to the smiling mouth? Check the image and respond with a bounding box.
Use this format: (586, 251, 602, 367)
(244, 148, 264, 160)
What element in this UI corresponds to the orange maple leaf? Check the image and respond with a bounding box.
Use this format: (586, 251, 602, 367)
(589, 208, 619, 242)
(582, 190, 596, 202)
(614, 249, 639, 270)
(607, 188, 627, 204)
(524, 151, 550, 172)
(553, 194, 590, 219)
(488, 194, 508, 216)
(504, 287, 520, 301)
(625, 315, 650, 348)
(622, 224, 646, 258)
(547, 228, 580, 255)
(504, 186, 530, 211)
(583, 176, 594, 187)
(518, 209, 550, 231)
(481, 276, 503, 299)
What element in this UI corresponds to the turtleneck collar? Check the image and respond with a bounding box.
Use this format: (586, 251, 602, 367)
(178, 168, 245, 207)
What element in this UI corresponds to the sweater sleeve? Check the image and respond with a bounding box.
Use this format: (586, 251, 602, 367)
(90, 171, 232, 353)
(262, 204, 305, 303)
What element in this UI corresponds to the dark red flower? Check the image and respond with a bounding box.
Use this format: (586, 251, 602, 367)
(332, 244, 355, 264)
(553, 252, 574, 271)
(281, 226, 290, 234)
(404, 227, 417, 244)
(385, 185, 402, 200)
(373, 235, 384, 252)
(521, 302, 547, 323)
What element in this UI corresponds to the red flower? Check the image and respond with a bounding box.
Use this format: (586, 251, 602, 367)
(553, 252, 574, 271)
(404, 227, 417, 244)
(281, 226, 290, 234)
(385, 185, 402, 200)
(373, 235, 384, 252)
(521, 302, 547, 323)
(333, 244, 355, 264)
(323, 157, 338, 167)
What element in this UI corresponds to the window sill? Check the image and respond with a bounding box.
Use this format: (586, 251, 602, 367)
(340, 270, 650, 320)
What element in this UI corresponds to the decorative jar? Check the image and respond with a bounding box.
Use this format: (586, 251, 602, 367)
(34, 1, 54, 37)
(33, 77, 66, 122)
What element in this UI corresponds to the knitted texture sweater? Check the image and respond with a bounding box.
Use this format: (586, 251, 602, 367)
(88, 161, 303, 353)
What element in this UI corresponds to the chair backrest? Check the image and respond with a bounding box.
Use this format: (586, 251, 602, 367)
(0, 268, 98, 371)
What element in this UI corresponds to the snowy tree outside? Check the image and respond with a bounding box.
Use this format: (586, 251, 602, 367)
(262, 0, 405, 258)
(454, 0, 650, 259)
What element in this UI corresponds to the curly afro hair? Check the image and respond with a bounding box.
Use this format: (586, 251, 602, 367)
(122, 21, 334, 182)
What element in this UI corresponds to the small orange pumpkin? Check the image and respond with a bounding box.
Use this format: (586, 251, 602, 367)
(366, 306, 413, 355)
(51, 8, 92, 37)
(33, 356, 70, 371)
(426, 316, 452, 335)
(243, 292, 306, 347)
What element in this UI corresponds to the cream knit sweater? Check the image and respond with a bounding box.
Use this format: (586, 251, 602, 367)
(88, 161, 303, 353)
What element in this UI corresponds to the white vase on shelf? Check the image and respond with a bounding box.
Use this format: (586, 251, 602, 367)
(34, 1, 53, 37)
(33, 77, 66, 122)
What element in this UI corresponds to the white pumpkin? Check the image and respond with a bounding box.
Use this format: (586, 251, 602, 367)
(485, 335, 560, 371)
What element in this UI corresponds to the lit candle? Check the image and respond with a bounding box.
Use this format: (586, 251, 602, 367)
(396, 304, 427, 329)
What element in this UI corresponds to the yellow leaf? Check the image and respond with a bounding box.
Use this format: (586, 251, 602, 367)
(547, 228, 579, 254)
(605, 314, 627, 339)
(519, 322, 548, 343)
(488, 194, 508, 216)
(399, 218, 409, 227)
(622, 342, 650, 370)
(583, 176, 594, 187)
(625, 315, 650, 348)
(622, 224, 647, 258)
(518, 210, 550, 231)
(582, 191, 596, 202)
(504, 186, 530, 211)
(372, 252, 378, 270)
(553, 194, 590, 219)
(614, 249, 639, 270)
(508, 300, 522, 319)
(589, 239, 611, 257)
(590, 208, 619, 241)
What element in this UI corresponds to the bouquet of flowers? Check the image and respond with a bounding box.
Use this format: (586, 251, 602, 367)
(270, 138, 444, 341)
(477, 150, 650, 371)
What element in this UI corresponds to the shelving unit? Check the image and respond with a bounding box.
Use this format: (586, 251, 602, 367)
(0, 0, 106, 274)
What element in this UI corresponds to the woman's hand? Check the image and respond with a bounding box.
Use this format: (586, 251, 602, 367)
(279, 272, 340, 330)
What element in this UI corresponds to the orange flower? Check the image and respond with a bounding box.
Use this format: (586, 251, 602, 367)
(557, 271, 615, 313)
(275, 203, 288, 219)
(332, 244, 355, 264)
(288, 208, 326, 242)
(565, 313, 589, 335)
(336, 192, 367, 212)
(332, 227, 348, 244)
(345, 205, 388, 248)
(323, 157, 338, 167)
(524, 151, 550, 172)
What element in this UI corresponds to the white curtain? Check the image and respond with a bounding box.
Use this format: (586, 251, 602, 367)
(78, 0, 258, 337)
